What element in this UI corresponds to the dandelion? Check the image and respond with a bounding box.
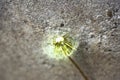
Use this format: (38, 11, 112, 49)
(52, 34, 75, 57)
(52, 34, 89, 80)
(43, 32, 88, 80)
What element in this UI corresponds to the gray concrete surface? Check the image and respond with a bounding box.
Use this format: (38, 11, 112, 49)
(0, 0, 120, 80)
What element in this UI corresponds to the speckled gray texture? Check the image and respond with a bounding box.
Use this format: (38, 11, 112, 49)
(0, 0, 120, 80)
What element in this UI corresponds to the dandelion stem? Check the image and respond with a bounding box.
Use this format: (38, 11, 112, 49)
(68, 56, 89, 80)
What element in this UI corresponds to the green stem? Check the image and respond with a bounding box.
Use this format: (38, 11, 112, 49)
(68, 56, 89, 80)
(61, 46, 88, 80)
